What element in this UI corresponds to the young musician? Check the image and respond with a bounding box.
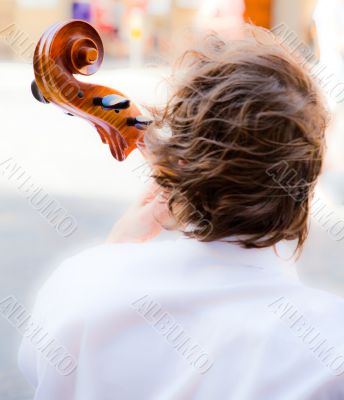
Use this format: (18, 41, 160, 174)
(19, 29, 344, 399)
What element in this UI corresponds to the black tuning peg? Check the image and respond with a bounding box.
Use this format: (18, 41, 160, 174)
(93, 94, 130, 112)
(127, 115, 153, 130)
(31, 80, 49, 104)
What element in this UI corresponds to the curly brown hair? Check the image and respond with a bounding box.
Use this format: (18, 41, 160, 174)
(143, 29, 328, 253)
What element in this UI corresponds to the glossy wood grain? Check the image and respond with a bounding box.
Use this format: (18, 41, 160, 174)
(33, 20, 145, 161)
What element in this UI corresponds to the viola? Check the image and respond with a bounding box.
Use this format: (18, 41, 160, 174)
(31, 20, 152, 161)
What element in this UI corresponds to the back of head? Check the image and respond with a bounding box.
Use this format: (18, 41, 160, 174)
(145, 26, 328, 254)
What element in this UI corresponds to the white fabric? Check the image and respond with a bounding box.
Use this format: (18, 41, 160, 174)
(19, 237, 344, 400)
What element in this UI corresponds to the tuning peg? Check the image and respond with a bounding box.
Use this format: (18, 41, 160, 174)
(127, 115, 153, 130)
(93, 94, 130, 112)
(31, 80, 49, 104)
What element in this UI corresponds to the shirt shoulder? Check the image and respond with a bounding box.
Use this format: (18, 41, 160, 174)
(33, 240, 195, 322)
(19, 240, 344, 399)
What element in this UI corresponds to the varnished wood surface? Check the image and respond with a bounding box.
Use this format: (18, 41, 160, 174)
(33, 20, 143, 161)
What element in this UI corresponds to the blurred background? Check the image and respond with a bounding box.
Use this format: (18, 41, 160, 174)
(1, 0, 344, 398)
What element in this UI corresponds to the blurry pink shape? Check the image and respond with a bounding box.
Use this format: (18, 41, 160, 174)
(197, 0, 245, 39)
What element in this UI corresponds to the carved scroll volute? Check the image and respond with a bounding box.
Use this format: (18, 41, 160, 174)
(32, 20, 150, 161)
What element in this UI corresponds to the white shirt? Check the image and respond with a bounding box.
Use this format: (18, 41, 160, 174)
(18, 237, 344, 400)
